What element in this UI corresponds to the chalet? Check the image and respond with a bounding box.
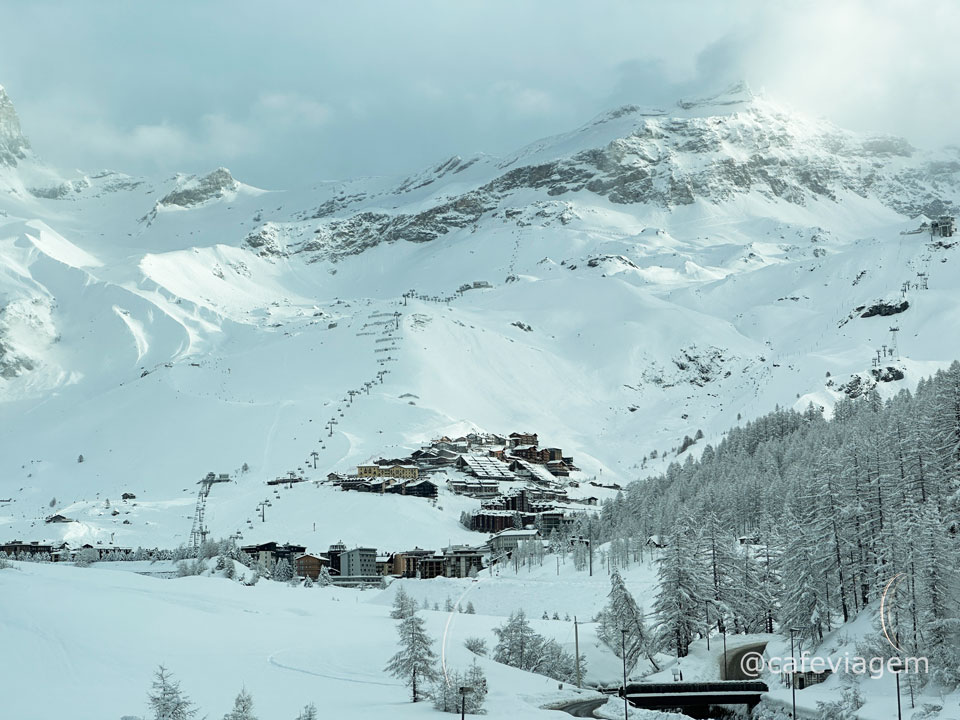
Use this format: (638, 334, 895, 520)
(44, 514, 72, 524)
(447, 478, 501, 498)
(121, 493, 136, 501)
(357, 463, 419, 480)
(294, 553, 330, 580)
(327, 472, 351, 484)
(385, 479, 438, 499)
(539, 447, 564, 463)
(508, 432, 538, 447)
(545, 460, 570, 477)
(511, 445, 540, 462)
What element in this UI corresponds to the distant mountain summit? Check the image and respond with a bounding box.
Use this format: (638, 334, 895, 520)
(0, 86, 31, 167)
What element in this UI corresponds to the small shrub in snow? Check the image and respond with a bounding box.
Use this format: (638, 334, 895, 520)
(223, 688, 256, 720)
(294, 704, 318, 720)
(464, 637, 487, 656)
(74, 547, 99, 567)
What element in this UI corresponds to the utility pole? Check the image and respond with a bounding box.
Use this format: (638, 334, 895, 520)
(789, 627, 803, 719)
(888, 658, 903, 720)
(721, 621, 728, 681)
(621, 630, 629, 720)
(705, 600, 710, 651)
(574, 616, 582, 688)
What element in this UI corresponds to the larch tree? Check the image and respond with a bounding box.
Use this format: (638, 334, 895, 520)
(147, 666, 197, 720)
(385, 612, 439, 702)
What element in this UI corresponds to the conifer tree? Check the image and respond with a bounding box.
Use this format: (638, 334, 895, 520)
(147, 666, 197, 720)
(385, 612, 439, 702)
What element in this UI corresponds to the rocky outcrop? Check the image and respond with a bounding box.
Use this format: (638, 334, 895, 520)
(159, 168, 238, 208)
(0, 86, 30, 167)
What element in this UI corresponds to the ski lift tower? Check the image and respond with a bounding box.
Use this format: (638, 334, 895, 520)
(188, 473, 216, 554)
(889, 327, 900, 360)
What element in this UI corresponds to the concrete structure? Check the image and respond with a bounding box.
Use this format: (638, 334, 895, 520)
(340, 547, 377, 577)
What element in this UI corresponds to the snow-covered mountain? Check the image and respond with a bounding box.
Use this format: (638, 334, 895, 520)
(2, 81, 959, 549)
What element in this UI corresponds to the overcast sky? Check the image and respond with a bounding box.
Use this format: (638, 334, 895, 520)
(2, 0, 958, 188)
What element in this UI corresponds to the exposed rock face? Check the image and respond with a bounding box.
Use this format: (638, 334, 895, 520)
(159, 168, 238, 207)
(285, 87, 960, 262)
(0, 86, 30, 167)
(861, 301, 909, 318)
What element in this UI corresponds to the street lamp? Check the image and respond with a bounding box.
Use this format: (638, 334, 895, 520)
(621, 629, 629, 720)
(789, 627, 804, 720)
(458, 686, 473, 720)
(719, 619, 728, 681)
(889, 658, 903, 720)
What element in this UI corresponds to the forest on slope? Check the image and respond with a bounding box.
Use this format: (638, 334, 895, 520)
(580, 361, 960, 688)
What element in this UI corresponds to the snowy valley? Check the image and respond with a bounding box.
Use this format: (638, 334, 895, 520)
(3, 75, 960, 720)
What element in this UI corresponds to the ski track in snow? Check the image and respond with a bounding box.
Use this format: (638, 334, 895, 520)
(267, 651, 402, 687)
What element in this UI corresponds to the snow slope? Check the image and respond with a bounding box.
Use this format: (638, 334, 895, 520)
(2, 82, 960, 557)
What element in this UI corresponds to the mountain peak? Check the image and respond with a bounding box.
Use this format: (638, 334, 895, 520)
(0, 85, 31, 167)
(676, 81, 757, 112)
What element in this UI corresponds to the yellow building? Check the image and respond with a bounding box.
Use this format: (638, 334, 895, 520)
(356, 463, 420, 480)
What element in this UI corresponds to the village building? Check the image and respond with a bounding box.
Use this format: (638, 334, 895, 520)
(240, 541, 307, 567)
(340, 547, 377, 577)
(488, 528, 541, 555)
(455, 454, 515, 481)
(1, 540, 54, 557)
(392, 547, 436, 577)
(930, 215, 956, 237)
(327, 541, 347, 575)
(357, 463, 420, 480)
(384, 478, 438, 498)
(447, 478, 502, 498)
(293, 553, 330, 580)
(508, 432, 538, 447)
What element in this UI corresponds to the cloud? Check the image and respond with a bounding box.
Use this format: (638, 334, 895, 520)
(1, 1, 957, 187)
(255, 93, 332, 128)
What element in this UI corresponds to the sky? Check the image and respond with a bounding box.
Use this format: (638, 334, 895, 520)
(2, 0, 958, 188)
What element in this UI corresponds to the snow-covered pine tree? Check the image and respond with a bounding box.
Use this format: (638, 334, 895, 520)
(653, 520, 709, 658)
(463, 659, 488, 713)
(147, 666, 197, 720)
(385, 612, 439, 702)
(223, 688, 256, 720)
(273, 558, 293, 582)
(317, 566, 332, 587)
(597, 570, 658, 672)
(391, 585, 417, 619)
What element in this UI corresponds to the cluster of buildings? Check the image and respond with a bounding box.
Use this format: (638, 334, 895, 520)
(326, 431, 594, 536)
(243, 527, 544, 586)
(0, 539, 133, 562)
